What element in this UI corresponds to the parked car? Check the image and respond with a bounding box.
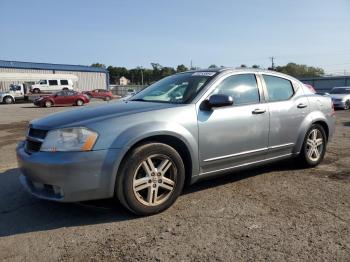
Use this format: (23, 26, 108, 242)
(33, 90, 89, 107)
(83, 89, 113, 101)
(328, 86, 350, 110)
(17, 69, 335, 215)
(30, 79, 74, 93)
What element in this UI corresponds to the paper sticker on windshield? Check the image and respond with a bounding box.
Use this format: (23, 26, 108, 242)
(192, 72, 216, 77)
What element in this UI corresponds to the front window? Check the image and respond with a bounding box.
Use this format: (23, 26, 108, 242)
(38, 80, 47, 85)
(211, 74, 260, 105)
(330, 88, 350, 94)
(131, 72, 216, 103)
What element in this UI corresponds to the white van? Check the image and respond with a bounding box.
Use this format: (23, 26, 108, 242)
(30, 79, 74, 93)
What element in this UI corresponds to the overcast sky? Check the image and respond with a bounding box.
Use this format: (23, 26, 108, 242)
(0, 0, 349, 74)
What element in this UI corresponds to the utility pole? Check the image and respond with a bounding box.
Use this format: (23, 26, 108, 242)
(140, 66, 144, 86)
(269, 57, 275, 70)
(190, 60, 193, 70)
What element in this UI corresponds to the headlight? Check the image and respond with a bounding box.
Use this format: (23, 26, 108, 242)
(40, 127, 98, 152)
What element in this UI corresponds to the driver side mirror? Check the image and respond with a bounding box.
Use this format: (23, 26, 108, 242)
(201, 94, 233, 110)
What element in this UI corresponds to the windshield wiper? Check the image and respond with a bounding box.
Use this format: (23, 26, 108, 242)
(130, 98, 146, 102)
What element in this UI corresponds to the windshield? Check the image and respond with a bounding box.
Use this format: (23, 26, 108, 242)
(330, 88, 350, 94)
(130, 72, 216, 104)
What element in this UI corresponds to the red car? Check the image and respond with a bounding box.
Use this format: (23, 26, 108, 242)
(34, 90, 90, 107)
(83, 89, 113, 101)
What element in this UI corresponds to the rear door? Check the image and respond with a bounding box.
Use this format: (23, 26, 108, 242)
(260, 74, 309, 157)
(197, 73, 269, 175)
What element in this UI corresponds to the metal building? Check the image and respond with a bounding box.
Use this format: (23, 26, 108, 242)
(0, 60, 109, 92)
(300, 75, 350, 93)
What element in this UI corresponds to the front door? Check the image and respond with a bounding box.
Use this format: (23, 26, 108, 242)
(197, 73, 269, 175)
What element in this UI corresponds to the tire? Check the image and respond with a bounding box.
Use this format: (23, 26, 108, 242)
(116, 143, 185, 216)
(76, 99, 84, 106)
(62, 87, 69, 91)
(344, 100, 350, 110)
(33, 88, 40, 94)
(298, 124, 327, 167)
(3, 96, 14, 104)
(45, 100, 53, 108)
(105, 96, 111, 101)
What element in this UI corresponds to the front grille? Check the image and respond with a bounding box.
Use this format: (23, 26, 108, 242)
(28, 128, 48, 139)
(25, 128, 48, 153)
(25, 140, 42, 152)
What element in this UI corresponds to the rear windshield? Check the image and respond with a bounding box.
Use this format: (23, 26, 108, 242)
(330, 88, 350, 94)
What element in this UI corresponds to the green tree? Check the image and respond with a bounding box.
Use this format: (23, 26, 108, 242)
(209, 64, 218, 69)
(240, 64, 247, 68)
(275, 63, 325, 77)
(91, 63, 106, 68)
(176, 64, 188, 72)
(252, 64, 260, 69)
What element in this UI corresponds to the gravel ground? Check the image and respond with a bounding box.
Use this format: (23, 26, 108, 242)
(0, 102, 349, 261)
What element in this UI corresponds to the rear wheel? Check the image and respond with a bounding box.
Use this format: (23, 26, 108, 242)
(298, 124, 327, 167)
(76, 99, 84, 106)
(116, 143, 185, 216)
(33, 88, 40, 94)
(105, 96, 111, 101)
(3, 96, 14, 104)
(62, 87, 69, 91)
(45, 100, 53, 108)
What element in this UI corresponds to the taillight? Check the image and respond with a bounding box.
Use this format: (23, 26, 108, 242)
(331, 101, 335, 115)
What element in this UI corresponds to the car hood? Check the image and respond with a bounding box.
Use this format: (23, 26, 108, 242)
(30, 101, 179, 130)
(329, 94, 350, 99)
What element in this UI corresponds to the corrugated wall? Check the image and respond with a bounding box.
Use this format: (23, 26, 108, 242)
(0, 68, 107, 92)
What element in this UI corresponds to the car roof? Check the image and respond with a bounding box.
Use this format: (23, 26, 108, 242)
(180, 68, 299, 81)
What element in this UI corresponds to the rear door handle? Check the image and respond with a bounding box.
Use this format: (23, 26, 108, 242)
(252, 108, 266, 114)
(297, 103, 308, 108)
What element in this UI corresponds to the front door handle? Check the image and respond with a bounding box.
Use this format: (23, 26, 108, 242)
(297, 103, 308, 108)
(252, 108, 266, 114)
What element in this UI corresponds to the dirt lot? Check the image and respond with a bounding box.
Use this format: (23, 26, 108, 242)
(0, 102, 349, 261)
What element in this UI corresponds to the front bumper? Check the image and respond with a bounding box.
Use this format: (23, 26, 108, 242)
(332, 100, 346, 108)
(16, 141, 122, 202)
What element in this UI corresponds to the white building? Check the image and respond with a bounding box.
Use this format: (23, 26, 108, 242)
(118, 76, 130, 86)
(0, 60, 109, 92)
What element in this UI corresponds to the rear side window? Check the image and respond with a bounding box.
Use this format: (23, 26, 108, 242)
(213, 74, 260, 105)
(60, 80, 68, 85)
(263, 75, 294, 102)
(49, 80, 58, 86)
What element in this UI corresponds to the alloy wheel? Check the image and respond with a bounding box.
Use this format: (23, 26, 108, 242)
(132, 154, 176, 206)
(306, 129, 324, 162)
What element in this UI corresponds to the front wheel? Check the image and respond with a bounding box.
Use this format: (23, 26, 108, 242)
(298, 124, 327, 167)
(4, 96, 14, 104)
(116, 143, 185, 216)
(344, 100, 350, 110)
(45, 100, 53, 108)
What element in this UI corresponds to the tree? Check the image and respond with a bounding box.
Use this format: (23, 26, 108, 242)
(176, 64, 188, 72)
(275, 63, 325, 77)
(209, 64, 218, 69)
(252, 64, 260, 69)
(91, 63, 106, 68)
(240, 64, 247, 68)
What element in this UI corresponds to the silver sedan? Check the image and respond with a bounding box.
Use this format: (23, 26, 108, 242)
(17, 68, 335, 215)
